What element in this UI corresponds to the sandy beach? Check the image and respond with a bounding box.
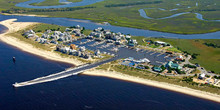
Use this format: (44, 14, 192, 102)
(1, 13, 48, 17)
(0, 19, 220, 103)
(0, 19, 83, 66)
(84, 69, 220, 103)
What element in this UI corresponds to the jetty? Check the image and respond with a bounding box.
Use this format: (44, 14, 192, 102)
(13, 57, 117, 87)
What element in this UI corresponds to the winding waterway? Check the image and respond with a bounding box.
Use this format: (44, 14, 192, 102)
(138, 8, 220, 22)
(1, 14, 220, 39)
(11, 0, 220, 39)
(16, 0, 104, 9)
(15, 0, 220, 22)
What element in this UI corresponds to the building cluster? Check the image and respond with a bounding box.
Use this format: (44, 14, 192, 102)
(24, 25, 85, 45)
(56, 44, 102, 59)
(87, 27, 138, 47)
(193, 73, 220, 87)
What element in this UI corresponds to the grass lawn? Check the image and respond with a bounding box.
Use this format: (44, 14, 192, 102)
(32, 23, 67, 32)
(166, 47, 182, 53)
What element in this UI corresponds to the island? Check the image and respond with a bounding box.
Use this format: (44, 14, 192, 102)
(0, 19, 219, 103)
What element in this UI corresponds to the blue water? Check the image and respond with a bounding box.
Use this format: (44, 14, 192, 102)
(0, 14, 220, 39)
(138, 8, 220, 22)
(16, 0, 104, 9)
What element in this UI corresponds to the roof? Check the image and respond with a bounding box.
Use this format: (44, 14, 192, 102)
(155, 41, 166, 44)
(166, 61, 182, 69)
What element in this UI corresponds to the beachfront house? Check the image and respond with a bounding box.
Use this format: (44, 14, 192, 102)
(69, 49, 77, 55)
(23, 29, 35, 36)
(79, 46, 86, 52)
(95, 49, 101, 56)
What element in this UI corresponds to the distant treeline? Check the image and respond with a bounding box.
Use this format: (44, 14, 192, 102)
(105, 1, 163, 7)
(2, 6, 96, 13)
(204, 43, 220, 48)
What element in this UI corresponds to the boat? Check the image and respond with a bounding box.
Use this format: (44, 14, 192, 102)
(13, 57, 16, 63)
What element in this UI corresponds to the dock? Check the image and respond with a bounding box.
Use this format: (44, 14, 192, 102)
(13, 58, 116, 87)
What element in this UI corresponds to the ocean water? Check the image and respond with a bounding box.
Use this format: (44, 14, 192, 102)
(0, 25, 220, 110)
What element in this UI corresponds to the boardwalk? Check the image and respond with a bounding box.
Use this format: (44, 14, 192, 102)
(13, 58, 117, 87)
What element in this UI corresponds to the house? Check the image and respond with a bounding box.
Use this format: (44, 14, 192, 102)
(83, 53, 91, 59)
(27, 34, 35, 38)
(63, 47, 70, 54)
(112, 35, 120, 41)
(56, 44, 63, 51)
(86, 35, 93, 39)
(128, 39, 137, 47)
(65, 28, 72, 32)
(176, 55, 184, 61)
(105, 31, 112, 39)
(106, 39, 113, 43)
(165, 61, 182, 70)
(76, 25, 81, 29)
(46, 29, 52, 34)
(57, 37, 64, 41)
(23, 29, 35, 36)
(95, 49, 100, 56)
(125, 35, 131, 40)
(41, 34, 49, 39)
(69, 49, 77, 55)
(50, 40, 58, 44)
(199, 73, 206, 79)
(155, 41, 170, 46)
(115, 40, 121, 45)
(79, 46, 86, 52)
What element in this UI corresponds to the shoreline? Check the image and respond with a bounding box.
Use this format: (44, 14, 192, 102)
(0, 19, 220, 103)
(0, 19, 83, 66)
(0, 13, 48, 17)
(83, 69, 220, 103)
